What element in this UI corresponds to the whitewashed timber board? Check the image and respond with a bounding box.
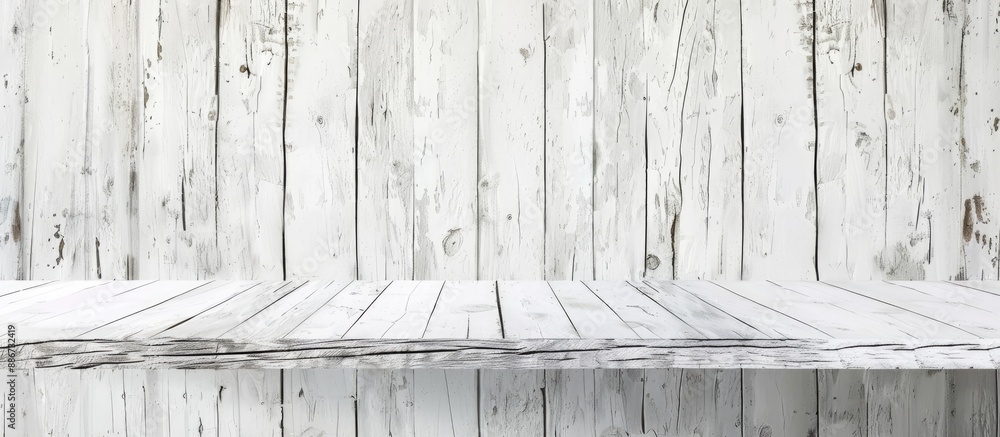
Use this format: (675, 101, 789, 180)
(1, 0, 1000, 436)
(4, 280, 1000, 369)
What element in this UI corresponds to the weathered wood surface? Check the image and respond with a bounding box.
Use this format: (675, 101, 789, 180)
(2, 0, 1000, 435)
(1, 2, 995, 285)
(5, 280, 1000, 369)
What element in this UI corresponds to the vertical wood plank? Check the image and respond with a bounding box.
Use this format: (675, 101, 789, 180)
(594, 369, 644, 436)
(217, 370, 282, 437)
(122, 370, 163, 436)
(815, 0, 887, 280)
(949, 370, 997, 437)
(867, 370, 947, 437)
(959, 0, 1000, 280)
(32, 370, 81, 436)
(216, 0, 286, 279)
(80, 370, 126, 436)
(136, 0, 221, 278)
(87, 0, 140, 281)
(357, 0, 415, 280)
(358, 369, 478, 436)
(647, 0, 744, 280)
(642, 369, 742, 437)
(545, 369, 596, 437)
(182, 370, 220, 436)
(358, 369, 415, 436)
(740, 0, 818, 280)
(544, 0, 594, 280)
(818, 370, 867, 437)
(283, 369, 357, 436)
(0, 0, 28, 281)
(883, 0, 964, 280)
(478, 0, 545, 279)
(743, 370, 818, 437)
(284, 0, 358, 279)
(480, 369, 544, 437)
(22, 1, 90, 280)
(413, 370, 479, 437)
(593, 0, 645, 279)
(413, 0, 479, 280)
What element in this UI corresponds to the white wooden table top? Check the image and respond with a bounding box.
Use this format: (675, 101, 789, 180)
(2, 280, 999, 369)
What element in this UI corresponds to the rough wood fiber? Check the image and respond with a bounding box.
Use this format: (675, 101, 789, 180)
(815, 0, 887, 280)
(884, 0, 964, 280)
(478, 0, 545, 279)
(743, 369, 818, 437)
(649, 0, 743, 280)
(87, 0, 140, 282)
(413, 0, 479, 280)
(358, 369, 416, 436)
(3, 0, 1000, 434)
(960, 0, 1000, 280)
(282, 369, 357, 436)
(479, 369, 544, 437)
(358, 0, 415, 280)
(740, 0, 818, 280)
(136, 0, 220, 278)
(216, 0, 287, 279)
(593, 0, 646, 279)
(284, 0, 359, 279)
(543, 0, 594, 280)
(412, 369, 479, 437)
(0, 0, 26, 281)
(22, 1, 91, 280)
(642, 369, 742, 436)
(819, 369, 866, 437)
(593, 369, 644, 435)
(545, 369, 596, 436)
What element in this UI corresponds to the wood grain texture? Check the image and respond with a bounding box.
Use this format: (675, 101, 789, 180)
(480, 369, 544, 437)
(543, 0, 594, 280)
(478, 0, 545, 280)
(884, 0, 964, 280)
(216, 0, 286, 279)
(358, 369, 415, 436)
(743, 369, 818, 437)
(960, 0, 1000, 280)
(412, 369, 479, 437)
(423, 281, 502, 338)
(815, 0, 887, 280)
(643, 369, 742, 436)
(413, 0, 479, 280)
(13, 337, 1000, 370)
(740, 0, 818, 280)
(283, 369, 357, 436)
(22, 1, 92, 280)
(0, 0, 26, 282)
(545, 369, 596, 436)
(3, 0, 1000, 434)
(819, 369, 867, 437)
(593, 0, 645, 279)
(357, 0, 415, 280)
(284, 0, 359, 279)
(136, 0, 220, 279)
(655, 0, 744, 281)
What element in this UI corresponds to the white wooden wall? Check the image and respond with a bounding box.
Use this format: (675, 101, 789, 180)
(1, 0, 999, 435)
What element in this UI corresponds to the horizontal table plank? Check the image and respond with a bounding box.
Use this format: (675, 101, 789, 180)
(2, 280, 1000, 369)
(9, 338, 1000, 370)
